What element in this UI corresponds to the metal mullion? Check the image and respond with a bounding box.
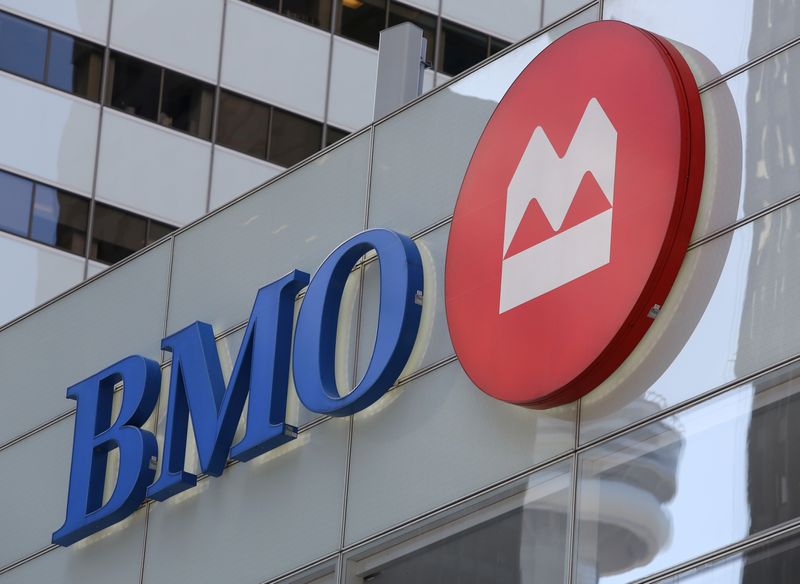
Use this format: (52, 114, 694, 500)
(265, 106, 275, 162)
(42, 29, 52, 84)
(156, 68, 165, 124)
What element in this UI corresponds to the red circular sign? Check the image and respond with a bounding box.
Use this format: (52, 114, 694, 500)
(445, 22, 705, 408)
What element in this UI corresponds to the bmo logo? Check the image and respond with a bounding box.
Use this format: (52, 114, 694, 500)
(446, 22, 705, 408)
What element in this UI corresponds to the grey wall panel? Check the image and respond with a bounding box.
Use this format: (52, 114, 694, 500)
(166, 130, 371, 336)
(345, 361, 576, 545)
(0, 241, 171, 447)
(142, 418, 349, 584)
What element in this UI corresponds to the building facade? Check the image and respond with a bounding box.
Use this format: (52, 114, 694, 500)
(0, 0, 583, 326)
(2, 1, 800, 583)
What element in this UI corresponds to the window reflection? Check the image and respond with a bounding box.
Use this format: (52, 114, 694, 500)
(90, 203, 147, 264)
(575, 364, 800, 583)
(0, 171, 33, 237)
(46, 31, 103, 101)
(30, 184, 88, 255)
(0, 12, 47, 82)
(350, 464, 571, 584)
(217, 90, 270, 159)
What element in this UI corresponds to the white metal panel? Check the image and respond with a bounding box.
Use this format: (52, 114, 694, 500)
(95, 110, 210, 226)
(110, 0, 224, 82)
(0, 0, 110, 43)
(0, 240, 170, 447)
(221, 1, 329, 120)
(441, 0, 542, 42)
(209, 145, 283, 210)
(327, 37, 378, 131)
(0, 73, 98, 196)
(0, 234, 84, 327)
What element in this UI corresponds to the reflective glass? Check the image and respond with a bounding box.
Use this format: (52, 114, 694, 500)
(345, 460, 572, 583)
(0, 12, 47, 82)
(693, 41, 800, 241)
(90, 203, 147, 264)
(439, 19, 489, 76)
(580, 197, 800, 444)
(575, 364, 800, 583)
(604, 0, 800, 86)
(159, 70, 214, 139)
(0, 170, 33, 238)
(216, 90, 270, 160)
(269, 107, 323, 167)
(337, 0, 386, 48)
(660, 529, 800, 583)
(46, 31, 104, 101)
(346, 360, 576, 544)
(107, 52, 161, 121)
(30, 184, 89, 255)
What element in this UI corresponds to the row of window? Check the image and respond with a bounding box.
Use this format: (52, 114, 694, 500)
(0, 10, 349, 168)
(0, 169, 176, 265)
(245, 0, 511, 76)
(0, 11, 103, 100)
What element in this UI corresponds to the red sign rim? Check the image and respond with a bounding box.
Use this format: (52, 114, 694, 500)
(444, 21, 706, 409)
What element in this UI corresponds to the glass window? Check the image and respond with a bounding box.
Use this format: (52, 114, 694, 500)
(90, 203, 147, 264)
(325, 125, 349, 147)
(216, 90, 270, 160)
(160, 71, 214, 139)
(146, 220, 175, 245)
(46, 31, 104, 101)
(489, 37, 511, 57)
(0, 12, 48, 82)
(439, 20, 489, 76)
(30, 185, 89, 254)
(337, 0, 387, 48)
(107, 52, 161, 122)
(346, 462, 572, 584)
(282, 0, 332, 29)
(662, 529, 800, 583)
(268, 108, 323, 167)
(575, 363, 800, 583)
(388, 2, 436, 64)
(249, 0, 280, 11)
(0, 170, 33, 237)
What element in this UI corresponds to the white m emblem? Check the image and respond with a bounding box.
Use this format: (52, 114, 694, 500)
(500, 98, 618, 313)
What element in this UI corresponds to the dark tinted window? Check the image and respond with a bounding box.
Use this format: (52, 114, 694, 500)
(337, 0, 386, 48)
(0, 12, 47, 81)
(46, 32, 104, 100)
(0, 171, 33, 237)
(269, 108, 323, 167)
(325, 126, 349, 147)
(107, 52, 161, 121)
(30, 185, 88, 254)
(217, 90, 270, 159)
(489, 37, 510, 57)
(90, 203, 148, 264)
(160, 71, 214, 139)
(439, 20, 488, 76)
(249, 0, 280, 10)
(146, 220, 175, 245)
(282, 0, 332, 29)
(388, 2, 436, 64)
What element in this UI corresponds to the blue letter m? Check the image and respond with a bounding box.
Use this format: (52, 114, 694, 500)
(147, 270, 308, 501)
